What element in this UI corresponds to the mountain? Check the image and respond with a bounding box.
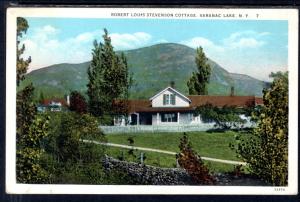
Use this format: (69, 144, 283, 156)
(23, 43, 266, 99)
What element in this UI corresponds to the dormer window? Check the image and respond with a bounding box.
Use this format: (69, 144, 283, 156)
(149, 86, 191, 108)
(163, 93, 175, 105)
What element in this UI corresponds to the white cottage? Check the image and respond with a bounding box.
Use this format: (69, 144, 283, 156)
(114, 86, 263, 126)
(148, 87, 196, 125)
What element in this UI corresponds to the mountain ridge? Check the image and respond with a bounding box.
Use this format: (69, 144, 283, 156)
(23, 43, 266, 99)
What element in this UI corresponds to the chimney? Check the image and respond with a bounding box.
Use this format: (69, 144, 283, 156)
(230, 86, 234, 96)
(170, 81, 175, 88)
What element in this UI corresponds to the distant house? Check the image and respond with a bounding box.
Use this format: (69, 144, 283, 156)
(38, 97, 69, 112)
(114, 86, 263, 126)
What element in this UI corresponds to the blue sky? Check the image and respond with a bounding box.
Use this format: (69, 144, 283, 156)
(21, 18, 288, 81)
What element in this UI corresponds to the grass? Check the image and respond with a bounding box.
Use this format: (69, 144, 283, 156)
(102, 131, 248, 173)
(106, 131, 241, 161)
(104, 146, 237, 173)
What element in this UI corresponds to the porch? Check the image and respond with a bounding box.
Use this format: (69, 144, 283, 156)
(127, 111, 198, 126)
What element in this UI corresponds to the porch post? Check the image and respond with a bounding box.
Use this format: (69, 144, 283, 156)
(156, 112, 159, 125)
(177, 112, 180, 124)
(137, 113, 140, 125)
(127, 115, 131, 125)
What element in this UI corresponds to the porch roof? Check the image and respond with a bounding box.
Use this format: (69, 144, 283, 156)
(125, 95, 263, 113)
(127, 100, 192, 113)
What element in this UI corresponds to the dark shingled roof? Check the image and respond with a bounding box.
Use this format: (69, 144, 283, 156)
(188, 95, 258, 108)
(126, 96, 263, 113)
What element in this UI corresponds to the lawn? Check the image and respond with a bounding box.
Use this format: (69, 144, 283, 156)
(106, 131, 242, 161)
(102, 131, 249, 173)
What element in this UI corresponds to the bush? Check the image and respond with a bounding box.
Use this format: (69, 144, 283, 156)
(41, 111, 139, 184)
(45, 112, 106, 162)
(195, 104, 247, 129)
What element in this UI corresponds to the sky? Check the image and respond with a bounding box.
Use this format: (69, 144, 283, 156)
(20, 18, 288, 81)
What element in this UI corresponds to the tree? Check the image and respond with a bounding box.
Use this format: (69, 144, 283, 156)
(187, 47, 211, 95)
(40, 111, 108, 184)
(111, 52, 133, 119)
(177, 133, 215, 185)
(235, 71, 288, 186)
(87, 29, 132, 121)
(17, 84, 36, 143)
(55, 113, 106, 162)
(38, 91, 45, 104)
(17, 17, 31, 86)
(16, 17, 49, 183)
(16, 83, 50, 183)
(69, 91, 88, 114)
(195, 103, 246, 130)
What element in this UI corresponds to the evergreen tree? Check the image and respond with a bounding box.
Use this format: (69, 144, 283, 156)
(17, 17, 31, 86)
(235, 71, 288, 186)
(39, 91, 45, 104)
(16, 17, 49, 183)
(187, 47, 211, 95)
(87, 29, 132, 121)
(177, 133, 215, 184)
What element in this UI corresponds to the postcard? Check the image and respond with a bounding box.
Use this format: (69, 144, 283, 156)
(6, 7, 298, 195)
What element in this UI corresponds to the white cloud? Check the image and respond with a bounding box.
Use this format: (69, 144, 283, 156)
(20, 26, 152, 71)
(42, 25, 58, 34)
(227, 37, 265, 49)
(75, 32, 95, 42)
(181, 30, 269, 51)
(155, 39, 168, 43)
(31, 25, 59, 42)
(258, 32, 271, 37)
(110, 32, 152, 50)
(180, 30, 269, 62)
(179, 30, 279, 81)
(180, 37, 224, 52)
(223, 31, 267, 49)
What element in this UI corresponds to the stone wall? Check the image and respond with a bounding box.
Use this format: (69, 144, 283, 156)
(102, 156, 270, 186)
(102, 156, 195, 185)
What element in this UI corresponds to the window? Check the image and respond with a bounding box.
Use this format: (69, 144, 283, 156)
(163, 93, 176, 105)
(161, 113, 178, 122)
(170, 94, 175, 105)
(166, 94, 170, 105)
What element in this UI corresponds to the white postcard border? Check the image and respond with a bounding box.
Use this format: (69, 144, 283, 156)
(6, 7, 298, 195)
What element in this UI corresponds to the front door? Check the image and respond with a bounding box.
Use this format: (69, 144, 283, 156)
(131, 114, 138, 125)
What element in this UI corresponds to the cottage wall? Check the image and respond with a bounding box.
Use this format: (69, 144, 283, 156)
(152, 89, 190, 107)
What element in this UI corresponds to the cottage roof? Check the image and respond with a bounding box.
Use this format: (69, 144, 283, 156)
(255, 97, 264, 105)
(127, 99, 194, 113)
(188, 95, 259, 108)
(126, 95, 263, 113)
(42, 98, 68, 106)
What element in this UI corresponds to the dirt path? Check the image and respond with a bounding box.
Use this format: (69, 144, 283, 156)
(82, 139, 246, 166)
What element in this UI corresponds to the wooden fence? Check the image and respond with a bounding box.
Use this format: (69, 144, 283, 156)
(100, 124, 216, 134)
